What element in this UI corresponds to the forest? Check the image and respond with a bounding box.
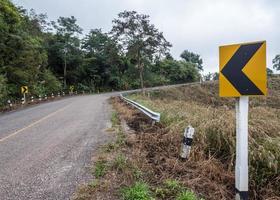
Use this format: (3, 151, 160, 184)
(0, 0, 204, 105)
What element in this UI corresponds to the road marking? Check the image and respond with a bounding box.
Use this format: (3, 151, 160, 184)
(0, 104, 70, 143)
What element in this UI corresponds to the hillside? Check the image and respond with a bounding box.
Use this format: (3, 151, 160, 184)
(73, 76, 279, 200)
(125, 75, 280, 199)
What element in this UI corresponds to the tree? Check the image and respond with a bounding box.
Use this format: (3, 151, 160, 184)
(51, 16, 82, 89)
(180, 50, 203, 71)
(111, 11, 172, 93)
(267, 68, 273, 76)
(81, 29, 123, 91)
(272, 54, 280, 71)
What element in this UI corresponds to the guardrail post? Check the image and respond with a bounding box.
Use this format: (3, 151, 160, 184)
(180, 125, 195, 160)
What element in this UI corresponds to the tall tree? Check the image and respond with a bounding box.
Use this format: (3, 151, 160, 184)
(180, 50, 203, 71)
(111, 11, 171, 93)
(51, 16, 82, 89)
(272, 54, 280, 71)
(81, 29, 122, 90)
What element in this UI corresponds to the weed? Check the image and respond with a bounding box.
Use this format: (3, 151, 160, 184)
(121, 182, 154, 200)
(88, 180, 99, 188)
(93, 160, 107, 178)
(112, 154, 127, 171)
(164, 179, 181, 191)
(111, 111, 120, 126)
(176, 190, 202, 200)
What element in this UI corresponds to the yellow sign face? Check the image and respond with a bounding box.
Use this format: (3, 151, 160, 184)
(219, 41, 267, 97)
(21, 86, 28, 94)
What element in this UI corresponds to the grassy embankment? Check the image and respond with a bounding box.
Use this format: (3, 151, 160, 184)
(73, 75, 279, 200)
(127, 76, 280, 199)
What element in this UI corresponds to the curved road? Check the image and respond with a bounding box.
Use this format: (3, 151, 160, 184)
(0, 94, 113, 200)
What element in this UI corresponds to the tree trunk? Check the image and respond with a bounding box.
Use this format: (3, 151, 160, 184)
(137, 49, 144, 95)
(64, 52, 67, 89)
(139, 64, 144, 94)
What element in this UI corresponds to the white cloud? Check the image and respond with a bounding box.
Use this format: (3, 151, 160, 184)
(13, 0, 280, 73)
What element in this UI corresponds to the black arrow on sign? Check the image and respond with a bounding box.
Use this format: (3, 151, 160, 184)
(22, 87, 27, 93)
(221, 42, 264, 95)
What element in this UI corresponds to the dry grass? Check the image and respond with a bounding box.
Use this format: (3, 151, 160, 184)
(73, 76, 280, 200)
(125, 76, 280, 199)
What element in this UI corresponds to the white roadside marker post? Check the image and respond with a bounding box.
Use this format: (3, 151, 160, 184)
(235, 96, 249, 200)
(7, 100, 12, 108)
(31, 96, 34, 102)
(39, 95, 42, 101)
(45, 95, 47, 100)
(21, 95, 25, 104)
(180, 125, 195, 160)
(51, 93, 54, 98)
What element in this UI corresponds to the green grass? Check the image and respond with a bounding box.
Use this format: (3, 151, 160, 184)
(164, 179, 181, 191)
(93, 160, 107, 178)
(176, 190, 202, 200)
(121, 182, 154, 200)
(113, 154, 127, 171)
(111, 111, 120, 126)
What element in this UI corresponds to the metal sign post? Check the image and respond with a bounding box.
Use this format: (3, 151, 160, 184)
(235, 96, 249, 200)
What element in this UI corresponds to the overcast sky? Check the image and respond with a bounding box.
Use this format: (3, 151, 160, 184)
(13, 0, 280, 73)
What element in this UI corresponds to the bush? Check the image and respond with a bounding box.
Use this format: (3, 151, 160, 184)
(0, 75, 8, 106)
(41, 69, 62, 94)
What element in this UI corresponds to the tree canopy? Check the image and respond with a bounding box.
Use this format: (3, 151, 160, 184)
(0, 0, 203, 106)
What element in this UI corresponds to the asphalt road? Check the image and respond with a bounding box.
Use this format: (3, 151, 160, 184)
(0, 94, 113, 200)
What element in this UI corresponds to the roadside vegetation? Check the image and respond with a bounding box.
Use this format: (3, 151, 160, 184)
(1, 0, 203, 108)
(125, 75, 280, 199)
(73, 106, 203, 200)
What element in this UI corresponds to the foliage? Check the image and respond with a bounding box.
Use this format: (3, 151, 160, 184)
(111, 11, 172, 91)
(121, 182, 154, 200)
(267, 68, 273, 76)
(93, 160, 107, 178)
(176, 190, 201, 200)
(180, 50, 203, 71)
(272, 54, 280, 71)
(0, 75, 8, 105)
(0, 0, 202, 107)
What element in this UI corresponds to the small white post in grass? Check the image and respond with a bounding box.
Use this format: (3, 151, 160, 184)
(62, 92, 65, 96)
(180, 125, 195, 160)
(51, 93, 54, 98)
(39, 95, 42, 101)
(45, 95, 47, 100)
(58, 92, 60, 97)
(31, 96, 34, 102)
(235, 96, 249, 200)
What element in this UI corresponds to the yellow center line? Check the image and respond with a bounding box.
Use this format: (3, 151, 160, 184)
(0, 104, 70, 143)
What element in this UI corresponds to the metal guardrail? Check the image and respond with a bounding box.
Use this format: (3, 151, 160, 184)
(119, 81, 215, 122)
(120, 94, 160, 122)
